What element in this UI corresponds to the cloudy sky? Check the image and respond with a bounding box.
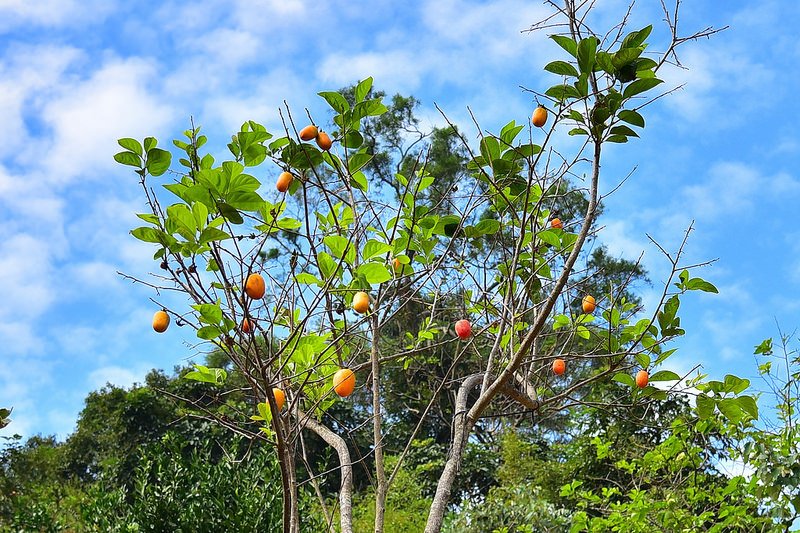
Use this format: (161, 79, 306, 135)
(1, 0, 799, 439)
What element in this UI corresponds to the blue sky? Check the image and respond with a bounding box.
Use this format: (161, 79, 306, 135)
(1, 0, 799, 440)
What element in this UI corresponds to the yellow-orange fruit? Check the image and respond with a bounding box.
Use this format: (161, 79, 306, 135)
(550, 218, 563, 230)
(241, 318, 253, 334)
(582, 295, 596, 314)
(636, 370, 649, 389)
(272, 388, 285, 411)
(152, 310, 170, 333)
(552, 358, 566, 375)
(276, 171, 294, 193)
(333, 368, 356, 397)
(245, 273, 266, 300)
(532, 105, 548, 127)
(353, 291, 370, 314)
(299, 125, 319, 141)
(316, 131, 332, 151)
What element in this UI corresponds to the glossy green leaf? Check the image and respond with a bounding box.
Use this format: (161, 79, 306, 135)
(356, 263, 392, 285)
(118, 138, 142, 155)
(623, 78, 663, 99)
(114, 151, 142, 167)
(544, 60, 579, 77)
(146, 148, 172, 176)
(550, 35, 577, 57)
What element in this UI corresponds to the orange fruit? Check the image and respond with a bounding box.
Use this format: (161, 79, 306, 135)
(241, 318, 253, 334)
(582, 295, 596, 314)
(552, 358, 566, 375)
(276, 171, 294, 193)
(636, 370, 649, 389)
(316, 131, 332, 151)
(333, 368, 356, 397)
(353, 291, 370, 314)
(532, 105, 548, 128)
(299, 125, 318, 141)
(550, 218, 563, 230)
(272, 387, 285, 411)
(152, 310, 170, 333)
(245, 273, 266, 300)
(454, 319, 472, 339)
(392, 257, 403, 273)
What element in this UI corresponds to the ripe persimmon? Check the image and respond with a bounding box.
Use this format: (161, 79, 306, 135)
(333, 368, 356, 397)
(316, 131, 332, 151)
(550, 218, 563, 230)
(636, 370, 649, 388)
(552, 358, 566, 375)
(532, 105, 548, 128)
(241, 318, 254, 334)
(272, 387, 285, 411)
(152, 310, 170, 333)
(245, 273, 266, 300)
(582, 295, 596, 314)
(454, 319, 472, 339)
(353, 291, 370, 314)
(276, 171, 294, 193)
(299, 125, 318, 141)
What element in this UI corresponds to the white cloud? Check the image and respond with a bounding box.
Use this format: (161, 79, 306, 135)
(88, 365, 147, 389)
(40, 57, 175, 185)
(0, 233, 55, 323)
(0, 0, 115, 30)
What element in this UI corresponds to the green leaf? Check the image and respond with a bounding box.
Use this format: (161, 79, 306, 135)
(545, 84, 581, 102)
(516, 143, 542, 157)
(131, 226, 164, 244)
(118, 138, 142, 155)
(610, 125, 639, 138)
(613, 372, 635, 387)
(621, 25, 652, 50)
(363, 239, 393, 261)
(472, 219, 501, 236)
(576, 37, 598, 74)
(324, 235, 351, 260)
(623, 78, 663, 99)
(754, 338, 773, 355)
(735, 395, 758, 421)
(356, 263, 392, 285)
(550, 35, 577, 57)
(318, 91, 350, 114)
(617, 109, 645, 127)
(342, 130, 363, 149)
(114, 151, 142, 167)
(685, 277, 719, 293)
(544, 60, 579, 77)
(606, 135, 629, 143)
(355, 77, 373, 103)
(295, 272, 321, 285)
(347, 153, 373, 174)
(192, 303, 223, 324)
(146, 148, 172, 176)
(717, 398, 746, 424)
(227, 190, 264, 211)
(568, 128, 589, 136)
(649, 370, 680, 382)
(696, 393, 716, 419)
(217, 202, 243, 224)
(317, 251, 337, 280)
(723, 374, 750, 395)
(197, 325, 223, 340)
(198, 227, 229, 245)
(136, 213, 160, 224)
(143, 137, 157, 152)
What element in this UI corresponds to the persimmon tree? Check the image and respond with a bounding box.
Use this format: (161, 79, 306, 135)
(114, 2, 757, 532)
